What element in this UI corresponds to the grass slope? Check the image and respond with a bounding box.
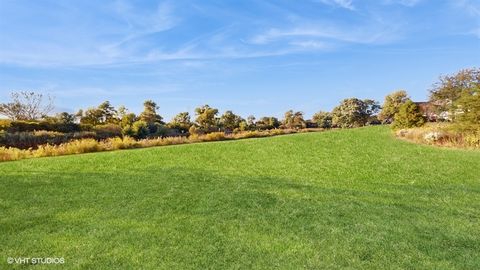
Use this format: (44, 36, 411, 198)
(1, 126, 479, 269)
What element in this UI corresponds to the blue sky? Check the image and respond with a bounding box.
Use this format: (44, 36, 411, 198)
(0, 0, 479, 120)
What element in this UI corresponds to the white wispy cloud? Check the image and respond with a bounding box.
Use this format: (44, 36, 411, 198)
(0, 0, 179, 67)
(289, 41, 329, 49)
(383, 0, 423, 7)
(448, 0, 480, 38)
(107, 0, 178, 48)
(2, 0, 474, 68)
(452, 0, 480, 16)
(315, 0, 355, 10)
(249, 24, 401, 46)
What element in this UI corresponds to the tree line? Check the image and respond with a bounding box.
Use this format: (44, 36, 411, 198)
(1, 67, 478, 140)
(0, 95, 385, 139)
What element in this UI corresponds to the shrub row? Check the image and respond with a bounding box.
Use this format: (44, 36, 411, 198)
(0, 131, 98, 149)
(0, 128, 320, 162)
(0, 123, 140, 149)
(0, 120, 85, 133)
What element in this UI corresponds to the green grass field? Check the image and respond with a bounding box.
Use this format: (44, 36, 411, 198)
(1, 126, 479, 269)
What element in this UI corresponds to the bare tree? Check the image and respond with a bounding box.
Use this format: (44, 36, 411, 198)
(0, 91, 54, 120)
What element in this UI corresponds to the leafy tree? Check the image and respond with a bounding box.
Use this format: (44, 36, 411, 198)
(378, 90, 410, 123)
(139, 100, 163, 125)
(39, 112, 79, 132)
(121, 113, 137, 129)
(122, 125, 134, 137)
(117, 106, 128, 117)
(430, 68, 480, 114)
(256, 117, 280, 130)
(214, 117, 222, 131)
(455, 86, 480, 127)
(151, 123, 169, 137)
(131, 120, 150, 138)
(189, 125, 200, 135)
(194, 105, 219, 132)
(312, 111, 332, 128)
(44, 112, 76, 125)
(239, 120, 248, 131)
(168, 112, 192, 133)
(138, 100, 164, 134)
(364, 99, 381, 116)
(117, 106, 136, 128)
(117, 106, 136, 136)
(77, 101, 120, 126)
(332, 98, 380, 128)
(247, 115, 256, 130)
(220, 110, 243, 132)
(57, 112, 76, 124)
(283, 110, 306, 129)
(80, 107, 104, 126)
(98, 101, 118, 124)
(0, 91, 54, 120)
(392, 100, 425, 129)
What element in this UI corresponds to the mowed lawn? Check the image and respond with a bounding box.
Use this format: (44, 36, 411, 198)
(1, 126, 479, 269)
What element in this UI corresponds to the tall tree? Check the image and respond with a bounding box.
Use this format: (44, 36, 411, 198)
(392, 100, 425, 129)
(220, 110, 243, 132)
(283, 110, 306, 129)
(378, 90, 410, 123)
(194, 105, 219, 131)
(98, 101, 118, 124)
(117, 106, 136, 128)
(312, 111, 332, 128)
(247, 115, 256, 130)
(455, 86, 480, 126)
(139, 100, 163, 125)
(78, 101, 119, 126)
(56, 112, 76, 124)
(80, 107, 103, 126)
(169, 112, 192, 133)
(256, 117, 280, 130)
(332, 98, 380, 128)
(430, 68, 480, 114)
(0, 91, 54, 120)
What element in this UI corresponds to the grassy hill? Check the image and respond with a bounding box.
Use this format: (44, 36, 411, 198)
(1, 126, 479, 269)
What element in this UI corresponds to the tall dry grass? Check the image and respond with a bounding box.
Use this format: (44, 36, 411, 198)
(0, 128, 317, 162)
(395, 123, 480, 149)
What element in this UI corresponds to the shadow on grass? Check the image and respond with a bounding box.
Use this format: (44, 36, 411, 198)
(1, 167, 479, 269)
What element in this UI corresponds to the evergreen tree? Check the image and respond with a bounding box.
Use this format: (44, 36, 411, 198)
(392, 100, 425, 129)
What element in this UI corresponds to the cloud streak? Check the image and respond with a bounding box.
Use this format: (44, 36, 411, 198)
(315, 0, 355, 10)
(383, 0, 423, 7)
(0, 0, 179, 67)
(0, 0, 478, 68)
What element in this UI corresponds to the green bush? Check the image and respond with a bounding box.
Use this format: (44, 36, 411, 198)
(392, 100, 425, 129)
(312, 111, 332, 128)
(150, 124, 169, 137)
(94, 124, 123, 139)
(122, 125, 134, 136)
(132, 121, 150, 139)
(1, 120, 81, 133)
